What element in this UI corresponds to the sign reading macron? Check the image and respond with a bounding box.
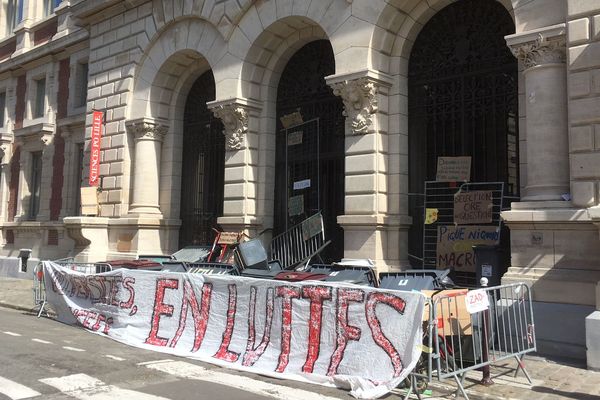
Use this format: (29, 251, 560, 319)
(43, 262, 425, 399)
(437, 225, 500, 272)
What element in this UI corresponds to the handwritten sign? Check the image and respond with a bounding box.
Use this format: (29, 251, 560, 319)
(436, 156, 471, 182)
(454, 190, 493, 224)
(288, 195, 304, 216)
(437, 225, 500, 272)
(217, 232, 239, 245)
(465, 289, 490, 314)
(302, 213, 322, 240)
(43, 261, 426, 400)
(280, 111, 303, 129)
(287, 131, 303, 146)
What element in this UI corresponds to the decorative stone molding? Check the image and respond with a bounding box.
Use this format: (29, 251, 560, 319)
(212, 105, 249, 150)
(41, 133, 54, 146)
(330, 78, 378, 134)
(506, 23, 566, 70)
(326, 69, 393, 135)
(207, 98, 262, 150)
(126, 118, 168, 142)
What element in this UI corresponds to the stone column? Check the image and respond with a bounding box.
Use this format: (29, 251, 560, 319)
(0, 142, 10, 220)
(506, 24, 569, 201)
(126, 118, 168, 215)
(326, 70, 406, 270)
(36, 133, 55, 221)
(208, 97, 262, 237)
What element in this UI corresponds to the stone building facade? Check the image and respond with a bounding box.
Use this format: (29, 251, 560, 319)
(0, 0, 599, 365)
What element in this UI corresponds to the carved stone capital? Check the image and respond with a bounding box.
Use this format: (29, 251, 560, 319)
(0, 144, 7, 162)
(126, 118, 168, 142)
(509, 35, 565, 69)
(211, 104, 249, 150)
(329, 77, 378, 134)
(506, 24, 566, 70)
(41, 133, 54, 146)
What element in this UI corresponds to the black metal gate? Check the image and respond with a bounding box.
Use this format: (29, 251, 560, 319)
(275, 40, 345, 262)
(407, 0, 519, 266)
(179, 70, 225, 247)
(279, 118, 320, 230)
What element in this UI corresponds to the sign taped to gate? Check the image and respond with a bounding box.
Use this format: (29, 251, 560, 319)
(436, 225, 499, 272)
(43, 261, 425, 399)
(436, 156, 471, 182)
(453, 190, 493, 224)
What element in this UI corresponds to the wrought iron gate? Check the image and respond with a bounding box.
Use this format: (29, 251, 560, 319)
(280, 118, 320, 230)
(407, 0, 519, 267)
(275, 40, 345, 262)
(179, 70, 225, 247)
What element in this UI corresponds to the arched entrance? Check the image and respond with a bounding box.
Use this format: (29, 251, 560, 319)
(179, 70, 225, 247)
(407, 0, 519, 270)
(275, 40, 345, 262)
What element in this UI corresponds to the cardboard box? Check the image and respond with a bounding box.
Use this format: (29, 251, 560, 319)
(422, 289, 472, 336)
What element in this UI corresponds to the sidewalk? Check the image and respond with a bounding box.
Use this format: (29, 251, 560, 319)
(1, 275, 599, 399)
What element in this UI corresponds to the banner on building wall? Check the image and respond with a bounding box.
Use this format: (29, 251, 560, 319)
(43, 261, 425, 399)
(88, 111, 104, 186)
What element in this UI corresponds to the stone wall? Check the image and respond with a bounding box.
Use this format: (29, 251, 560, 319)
(568, 1, 600, 207)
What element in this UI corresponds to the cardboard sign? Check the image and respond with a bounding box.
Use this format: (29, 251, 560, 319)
(288, 195, 304, 216)
(280, 111, 303, 129)
(80, 187, 98, 216)
(453, 190, 493, 224)
(43, 262, 426, 400)
(217, 232, 239, 245)
(301, 213, 323, 240)
(465, 289, 490, 314)
(287, 131, 303, 146)
(436, 156, 471, 182)
(89, 111, 104, 186)
(436, 225, 500, 272)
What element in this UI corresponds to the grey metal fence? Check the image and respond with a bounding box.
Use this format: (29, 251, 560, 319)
(404, 282, 536, 400)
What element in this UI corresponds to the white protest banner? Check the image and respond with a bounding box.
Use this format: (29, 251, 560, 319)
(43, 262, 425, 399)
(465, 289, 490, 314)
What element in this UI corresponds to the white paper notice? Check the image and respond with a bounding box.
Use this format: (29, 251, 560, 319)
(293, 179, 311, 190)
(465, 289, 490, 314)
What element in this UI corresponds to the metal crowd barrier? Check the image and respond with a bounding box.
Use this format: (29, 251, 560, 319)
(404, 282, 536, 400)
(270, 212, 331, 270)
(32, 261, 113, 318)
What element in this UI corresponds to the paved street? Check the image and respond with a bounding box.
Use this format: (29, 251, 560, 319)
(2, 304, 600, 400)
(0, 308, 353, 400)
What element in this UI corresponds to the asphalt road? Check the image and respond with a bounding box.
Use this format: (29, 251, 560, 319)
(0, 307, 354, 400)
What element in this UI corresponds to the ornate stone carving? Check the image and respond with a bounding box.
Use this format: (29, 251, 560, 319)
(509, 34, 566, 69)
(330, 78, 378, 134)
(211, 104, 249, 150)
(41, 133, 54, 146)
(127, 120, 168, 141)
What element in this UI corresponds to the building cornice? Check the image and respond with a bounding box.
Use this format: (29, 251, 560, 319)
(0, 28, 88, 75)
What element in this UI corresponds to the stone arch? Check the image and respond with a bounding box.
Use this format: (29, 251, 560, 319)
(129, 18, 228, 122)
(237, 0, 377, 101)
(370, 0, 514, 74)
(127, 18, 228, 220)
(235, 14, 340, 230)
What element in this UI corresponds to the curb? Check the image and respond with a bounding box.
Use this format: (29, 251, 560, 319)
(0, 301, 36, 314)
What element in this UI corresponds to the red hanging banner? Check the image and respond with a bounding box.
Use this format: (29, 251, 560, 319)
(88, 111, 103, 186)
